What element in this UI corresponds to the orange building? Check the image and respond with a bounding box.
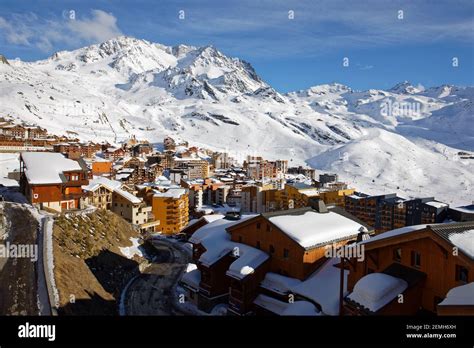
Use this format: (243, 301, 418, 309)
(91, 161, 113, 176)
(152, 188, 189, 234)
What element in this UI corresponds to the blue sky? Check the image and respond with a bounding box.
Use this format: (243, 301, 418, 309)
(0, 0, 473, 92)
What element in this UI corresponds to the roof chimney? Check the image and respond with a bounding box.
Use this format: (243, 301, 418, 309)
(309, 198, 328, 213)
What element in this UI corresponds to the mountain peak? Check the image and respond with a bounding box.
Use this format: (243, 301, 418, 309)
(0, 54, 9, 65)
(389, 81, 424, 94)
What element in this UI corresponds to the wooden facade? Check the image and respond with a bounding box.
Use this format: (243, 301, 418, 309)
(20, 153, 89, 212)
(345, 223, 474, 315)
(227, 214, 353, 280)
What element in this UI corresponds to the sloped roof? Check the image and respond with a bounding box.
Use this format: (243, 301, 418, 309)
(21, 152, 83, 185)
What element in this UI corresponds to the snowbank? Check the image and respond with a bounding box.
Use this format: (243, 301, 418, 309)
(439, 282, 474, 306)
(119, 237, 143, 259)
(347, 273, 408, 312)
(449, 230, 474, 258)
(269, 211, 363, 248)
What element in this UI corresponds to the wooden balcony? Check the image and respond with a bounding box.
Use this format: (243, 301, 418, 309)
(64, 179, 89, 187)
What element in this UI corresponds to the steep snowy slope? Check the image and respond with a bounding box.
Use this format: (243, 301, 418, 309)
(307, 128, 473, 206)
(0, 36, 472, 204)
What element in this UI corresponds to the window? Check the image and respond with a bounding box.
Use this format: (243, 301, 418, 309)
(256, 223, 261, 229)
(393, 248, 402, 262)
(455, 265, 469, 283)
(256, 241, 261, 249)
(269, 245, 275, 254)
(411, 251, 421, 268)
(266, 224, 271, 232)
(283, 248, 289, 259)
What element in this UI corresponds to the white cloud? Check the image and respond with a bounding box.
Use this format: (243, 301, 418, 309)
(0, 10, 122, 52)
(68, 10, 122, 43)
(0, 15, 33, 46)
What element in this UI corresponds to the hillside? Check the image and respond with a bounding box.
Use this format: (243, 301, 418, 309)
(52, 209, 145, 315)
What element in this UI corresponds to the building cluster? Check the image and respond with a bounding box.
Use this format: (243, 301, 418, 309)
(0, 117, 75, 150)
(7, 128, 474, 316)
(0, 122, 474, 315)
(180, 204, 474, 316)
(345, 192, 450, 234)
(181, 205, 373, 315)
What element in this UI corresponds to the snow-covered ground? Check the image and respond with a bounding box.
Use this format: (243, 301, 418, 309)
(119, 237, 144, 259)
(0, 36, 472, 205)
(307, 128, 473, 206)
(0, 153, 20, 178)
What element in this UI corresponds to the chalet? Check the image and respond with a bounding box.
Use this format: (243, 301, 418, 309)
(185, 215, 267, 313)
(20, 152, 89, 212)
(2, 124, 26, 139)
(184, 205, 372, 315)
(104, 147, 125, 161)
(25, 126, 48, 139)
(132, 143, 152, 156)
(255, 257, 346, 316)
(224, 207, 370, 315)
(180, 214, 225, 239)
(82, 176, 121, 210)
(344, 221, 474, 315)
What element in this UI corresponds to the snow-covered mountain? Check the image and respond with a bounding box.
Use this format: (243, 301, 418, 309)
(0, 36, 472, 205)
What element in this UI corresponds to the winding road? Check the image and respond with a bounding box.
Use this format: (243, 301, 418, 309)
(122, 238, 190, 315)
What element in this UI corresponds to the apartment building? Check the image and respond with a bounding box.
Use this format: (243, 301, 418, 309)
(152, 188, 189, 234)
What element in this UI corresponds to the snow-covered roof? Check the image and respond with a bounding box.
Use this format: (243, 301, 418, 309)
(449, 229, 474, 258)
(360, 224, 429, 245)
(82, 176, 121, 192)
(438, 282, 474, 306)
(260, 272, 301, 295)
(181, 263, 201, 290)
(114, 188, 142, 204)
(21, 152, 83, 184)
(291, 258, 347, 315)
(189, 215, 256, 267)
(115, 173, 131, 180)
(268, 211, 364, 249)
(347, 194, 365, 199)
(451, 205, 474, 214)
(301, 189, 319, 197)
(203, 214, 225, 223)
(226, 244, 269, 280)
(347, 273, 408, 312)
(424, 201, 448, 209)
(154, 188, 187, 199)
(253, 294, 321, 316)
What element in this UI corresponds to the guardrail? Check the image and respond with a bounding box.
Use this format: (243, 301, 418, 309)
(41, 216, 58, 316)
